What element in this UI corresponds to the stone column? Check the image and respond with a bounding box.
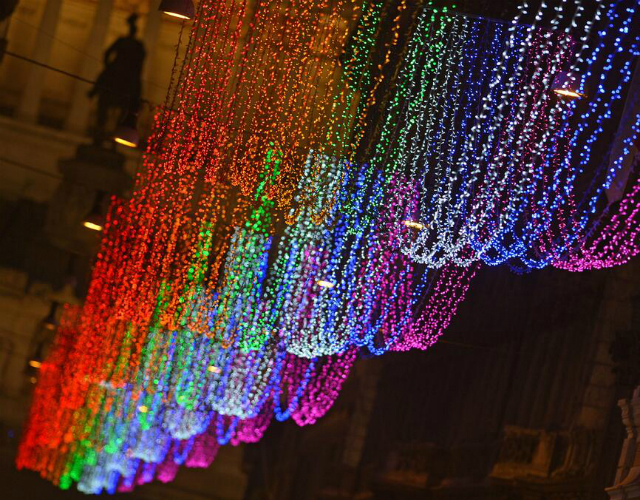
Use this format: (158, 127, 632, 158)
(343, 359, 382, 468)
(15, 0, 63, 123)
(142, 7, 162, 89)
(606, 386, 640, 500)
(64, 0, 114, 134)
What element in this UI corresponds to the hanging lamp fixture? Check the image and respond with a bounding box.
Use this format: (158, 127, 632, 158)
(83, 192, 106, 232)
(42, 302, 59, 330)
(552, 71, 585, 99)
(114, 112, 140, 148)
(159, 0, 195, 20)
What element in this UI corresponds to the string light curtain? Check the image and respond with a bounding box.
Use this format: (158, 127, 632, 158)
(360, 1, 640, 271)
(16, 0, 640, 494)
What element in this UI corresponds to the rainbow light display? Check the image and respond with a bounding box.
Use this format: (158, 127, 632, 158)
(16, 0, 640, 493)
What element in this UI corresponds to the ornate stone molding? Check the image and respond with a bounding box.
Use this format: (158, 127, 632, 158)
(490, 425, 596, 481)
(607, 386, 640, 499)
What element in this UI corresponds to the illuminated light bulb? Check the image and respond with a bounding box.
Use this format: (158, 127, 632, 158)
(138, 405, 149, 413)
(403, 220, 425, 230)
(28, 360, 42, 369)
(159, 0, 195, 20)
(316, 279, 335, 289)
(207, 365, 221, 374)
(114, 137, 137, 148)
(163, 11, 190, 20)
(83, 220, 104, 232)
(553, 88, 585, 99)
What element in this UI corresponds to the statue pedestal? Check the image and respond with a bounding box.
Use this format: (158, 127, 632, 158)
(58, 144, 131, 192)
(45, 144, 132, 254)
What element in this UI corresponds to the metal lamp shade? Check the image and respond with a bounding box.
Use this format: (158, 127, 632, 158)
(159, 0, 195, 20)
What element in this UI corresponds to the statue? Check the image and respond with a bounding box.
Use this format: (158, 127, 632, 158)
(0, 0, 19, 23)
(88, 13, 145, 147)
